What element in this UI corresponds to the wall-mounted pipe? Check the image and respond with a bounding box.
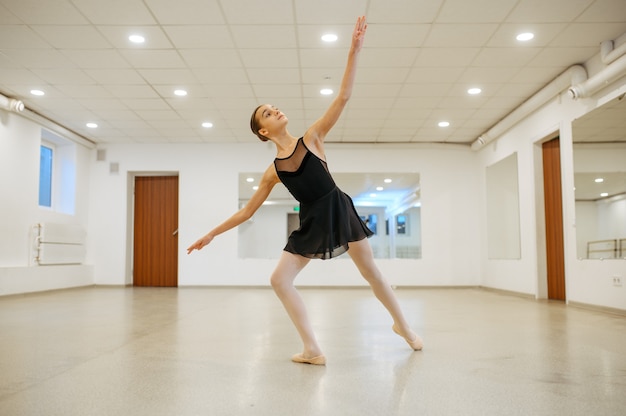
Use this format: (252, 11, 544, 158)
(471, 65, 587, 151)
(0, 93, 25, 112)
(600, 32, 626, 65)
(568, 52, 626, 100)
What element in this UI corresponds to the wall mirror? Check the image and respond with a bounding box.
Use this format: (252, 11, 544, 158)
(238, 172, 421, 259)
(572, 94, 626, 260)
(486, 152, 522, 259)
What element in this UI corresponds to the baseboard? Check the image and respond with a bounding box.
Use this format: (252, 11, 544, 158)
(477, 286, 536, 299)
(0, 284, 96, 299)
(567, 301, 626, 317)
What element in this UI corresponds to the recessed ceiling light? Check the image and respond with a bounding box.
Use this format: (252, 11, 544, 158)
(516, 32, 534, 41)
(320, 88, 333, 95)
(438, 121, 450, 127)
(467, 87, 482, 95)
(369, 193, 377, 198)
(594, 178, 604, 183)
(384, 178, 392, 183)
(376, 186, 384, 191)
(600, 192, 609, 197)
(30, 89, 45, 96)
(253, 186, 259, 190)
(202, 122, 213, 128)
(174, 89, 187, 96)
(321, 34, 338, 42)
(246, 177, 254, 183)
(86, 122, 98, 128)
(129, 34, 145, 44)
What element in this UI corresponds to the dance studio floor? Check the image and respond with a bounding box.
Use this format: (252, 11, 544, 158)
(0, 286, 624, 415)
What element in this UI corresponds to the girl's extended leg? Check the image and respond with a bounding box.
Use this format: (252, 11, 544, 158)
(347, 239, 423, 350)
(270, 251, 325, 363)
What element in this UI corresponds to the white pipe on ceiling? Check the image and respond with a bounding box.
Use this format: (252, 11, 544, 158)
(471, 65, 587, 151)
(568, 52, 626, 100)
(471, 31, 626, 151)
(600, 32, 626, 65)
(19, 108, 96, 149)
(0, 93, 25, 112)
(1, 92, 95, 149)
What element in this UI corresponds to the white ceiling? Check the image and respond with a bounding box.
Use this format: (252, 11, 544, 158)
(1, 0, 625, 146)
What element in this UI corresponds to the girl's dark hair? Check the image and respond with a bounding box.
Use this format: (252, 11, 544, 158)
(250, 105, 270, 142)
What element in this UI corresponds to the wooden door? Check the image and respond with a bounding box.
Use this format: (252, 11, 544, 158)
(133, 176, 179, 287)
(542, 138, 566, 300)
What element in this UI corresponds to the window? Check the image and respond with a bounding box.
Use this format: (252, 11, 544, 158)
(39, 144, 53, 207)
(396, 214, 407, 234)
(38, 130, 76, 215)
(360, 214, 378, 234)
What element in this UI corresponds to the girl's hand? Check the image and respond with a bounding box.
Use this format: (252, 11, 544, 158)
(187, 234, 214, 254)
(352, 16, 367, 52)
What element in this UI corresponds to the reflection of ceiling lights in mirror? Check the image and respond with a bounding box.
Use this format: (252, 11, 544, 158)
(574, 172, 626, 201)
(572, 94, 626, 201)
(239, 172, 420, 210)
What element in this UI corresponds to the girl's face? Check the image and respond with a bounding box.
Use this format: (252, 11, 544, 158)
(256, 104, 288, 136)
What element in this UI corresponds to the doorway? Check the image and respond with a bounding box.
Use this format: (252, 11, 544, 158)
(542, 138, 566, 300)
(287, 213, 299, 242)
(133, 175, 179, 287)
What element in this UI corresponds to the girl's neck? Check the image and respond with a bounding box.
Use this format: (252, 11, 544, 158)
(271, 131, 298, 154)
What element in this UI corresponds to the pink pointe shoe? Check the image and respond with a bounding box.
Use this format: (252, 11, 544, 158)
(291, 353, 326, 365)
(392, 325, 424, 351)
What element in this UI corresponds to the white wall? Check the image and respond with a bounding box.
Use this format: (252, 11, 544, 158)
(2, 72, 623, 313)
(0, 110, 93, 296)
(476, 75, 626, 311)
(87, 142, 481, 288)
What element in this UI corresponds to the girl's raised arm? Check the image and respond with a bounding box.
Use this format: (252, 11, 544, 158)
(306, 16, 367, 146)
(187, 164, 280, 254)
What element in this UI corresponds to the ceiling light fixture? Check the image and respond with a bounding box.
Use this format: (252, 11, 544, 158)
(438, 121, 450, 127)
(516, 32, 534, 41)
(467, 87, 482, 95)
(30, 89, 45, 96)
(129, 34, 145, 44)
(202, 122, 213, 128)
(174, 89, 187, 96)
(600, 192, 609, 197)
(246, 177, 254, 183)
(321, 34, 338, 42)
(320, 88, 333, 95)
(376, 186, 383, 191)
(384, 178, 392, 183)
(86, 122, 98, 128)
(594, 178, 604, 183)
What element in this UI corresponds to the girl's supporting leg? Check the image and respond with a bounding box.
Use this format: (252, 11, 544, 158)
(347, 239, 423, 350)
(270, 251, 325, 361)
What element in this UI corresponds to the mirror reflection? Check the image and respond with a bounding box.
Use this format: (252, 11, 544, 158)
(238, 173, 421, 259)
(486, 153, 521, 259)
(572, 95, 626, 259)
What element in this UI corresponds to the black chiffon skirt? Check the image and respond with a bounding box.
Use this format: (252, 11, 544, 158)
(284, 187, 373, 260)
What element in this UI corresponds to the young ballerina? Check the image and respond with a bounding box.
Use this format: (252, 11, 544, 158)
(187, 16, 422, 365)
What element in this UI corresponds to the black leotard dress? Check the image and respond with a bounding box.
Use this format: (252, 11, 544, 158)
(274, 137, 373, 259)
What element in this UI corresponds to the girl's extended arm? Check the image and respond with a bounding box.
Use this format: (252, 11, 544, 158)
(186, 164, 280, 254)
(306, 16, 367, 146)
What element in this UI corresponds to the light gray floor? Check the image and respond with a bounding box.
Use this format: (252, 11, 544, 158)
(0, 287, 624, 416)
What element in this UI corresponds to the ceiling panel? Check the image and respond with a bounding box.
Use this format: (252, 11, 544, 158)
(144, 0, 226, 25)
(0, 0, 624, 148)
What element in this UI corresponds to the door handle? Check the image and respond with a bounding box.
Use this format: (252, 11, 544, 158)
(172, 229, 178, 236)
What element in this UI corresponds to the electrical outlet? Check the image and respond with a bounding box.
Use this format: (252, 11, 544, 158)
(613, 276, 622, 287)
